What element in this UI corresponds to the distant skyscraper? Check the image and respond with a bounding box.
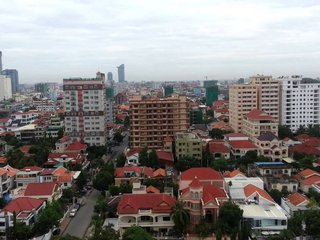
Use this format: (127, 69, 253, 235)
(2, 69, 19, 94)
(107, 72, 113, 81)
(117, 64, 125, 82)
(0, 75, 12, 100)
(0, 51, 2, 72)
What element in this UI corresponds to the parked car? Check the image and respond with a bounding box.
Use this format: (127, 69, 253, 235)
(69, 203, 81, 217)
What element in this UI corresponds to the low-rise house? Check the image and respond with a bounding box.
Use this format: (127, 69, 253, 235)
(242, 109, 278, 139)
(0, 165, 18, 197)
(156, 150, 174, 167)
(179, 177, 229, 231)
(47, 152, 86, 165)
(114, 166, 153, 186)
(227, 140, 257, 159)
(0, 197, 46, 235)
(55, 136, 72, 153)
(281, 192, 311, 217)
(254, 132, 288, 162)
(179, 168, 225, 191)
(207, 140, 230, 159)
(117, 193, 176, 237)
(248, 162, 298, 192)
(294, 169, 320, 193)
(15, 166, 44, 187)
(66, 141, 87, 154)
(237, 184, 288, 232)
(23, 182, 62, 202)
(224, 133, 249, 142)
(13, 121, 47, 142)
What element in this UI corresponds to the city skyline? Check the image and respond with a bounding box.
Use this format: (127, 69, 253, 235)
(1, 0, 320, 83)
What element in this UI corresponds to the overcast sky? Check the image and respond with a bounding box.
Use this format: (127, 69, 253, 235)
(1, 0, 320, 83)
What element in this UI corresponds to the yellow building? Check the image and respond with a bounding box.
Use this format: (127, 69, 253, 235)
(175, 132, 203, 160)
(242, 109, 278, 138)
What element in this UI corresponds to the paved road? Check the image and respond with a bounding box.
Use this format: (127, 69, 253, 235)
(63, 189, 100, 238)
(107, 132, 129, 165)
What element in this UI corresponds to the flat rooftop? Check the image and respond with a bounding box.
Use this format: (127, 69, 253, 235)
(239, 204, 287, 219)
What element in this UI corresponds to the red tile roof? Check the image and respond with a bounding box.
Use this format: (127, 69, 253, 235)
(66, 141, 87, 151)
(156, 150, 174, 162)
(223, 170, 245, 178)
(58, 135, 70, 143)
(189, 177, 202, 189)
(127, 148, 143, 157)
(287, 192, 308, 206)
(19, 145, 33, 154)
(229, 140, 257, 149)
(0, 118, 10, 123)
(21, 166, 43, 172)
(244, 184, 274, 203)
(118, 194, 176, 214)
(245, 109, 274, 121)
(208, 142, 230, 154)
(24, 182, 58, 197)
(0, 156, 7, 164)
(202, 185, 228, 204)
(181, 168, 223, 181)
(153, 168, 166, 178)
(297, 169, 320, 179)
(301, 176, 320, 186)
(224, 133, 248, 138)
(3, 197, 45, 213)
(290, 144, 320, 156)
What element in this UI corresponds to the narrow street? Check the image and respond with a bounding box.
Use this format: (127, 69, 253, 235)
(62, 189, 100, 238)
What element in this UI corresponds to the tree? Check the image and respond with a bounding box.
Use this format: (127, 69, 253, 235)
(0, 198, 6, 209)
(148, 149, 160, 168)
(109, 185, 120, 196)
(122, 226, 155, 240)
(6, 221, 32, 240)
(113, 131, 124, 143)
(57, 128, 64, 139)
(53, 235, 82, 240)
(269, 189, 282, 205)
(170, 201, 189, 236)
(278, 125, 294, 139)
(139, 147, 149, 166)
(210, 157, 228, 172)
(295, 125, 307, 135)
(305, 210, 320, 237)
(119, 183, 132, 194)
(175, 156, 201, 172)
(76, 171, 87, 191)
(202, 150, 213, 167)
(94, 196, 108, 220)
(124, 116, 130, 129)
(217, 201, 243, 237)
(237, 150, 258, 167)
(88, 224, 120, 240)
(195, 219, 214, 239)
(93, 171, 113, 192)
(116, 153, 126, 167)
(33, 201, 63, 236)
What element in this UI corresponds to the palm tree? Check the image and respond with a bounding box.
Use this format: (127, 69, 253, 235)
(170, 201, 189, 236)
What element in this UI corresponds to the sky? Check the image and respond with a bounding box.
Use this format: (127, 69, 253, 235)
(1, 0, 320, 83)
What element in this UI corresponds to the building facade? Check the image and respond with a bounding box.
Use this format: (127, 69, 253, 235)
(2, 69, 19, 94)
(117, 64, 125, 82)
(129, 95, 189, 149)
(175, 132, 202, 160)
(0, 75, 12, 100)
(229, 84, 258, 133)
(63, 72, 107, 146)
(278, 75, 320, 132)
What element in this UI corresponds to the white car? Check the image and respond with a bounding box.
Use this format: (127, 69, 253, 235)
(69, 209, 77, 217)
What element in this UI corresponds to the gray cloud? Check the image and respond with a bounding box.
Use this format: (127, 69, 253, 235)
(1, 0, 320, 83)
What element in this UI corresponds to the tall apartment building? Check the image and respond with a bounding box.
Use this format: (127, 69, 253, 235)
(250, 75, 280, 121)
(229, 74, 280, 133)
(278, 75, 320, 132)
(229, 84, 258, 133)
(63, 72, 106, 146)
(0, 75, 12, 100)
(117, 64, 125, 83)
(2, 69, 19, 94)
(129, 95, 189, 149)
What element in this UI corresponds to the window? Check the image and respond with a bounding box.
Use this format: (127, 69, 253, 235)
(163, 216, 171, 221)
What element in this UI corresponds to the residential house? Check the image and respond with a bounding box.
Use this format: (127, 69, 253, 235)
(227, 140, 257, 159)
(281, 192, 311, 217)
(248, 162, 298, 192)
(179, 177, 229, 231)
(47, 152, 86, 165)
(0, 165, 18, 197)
(254, 132, 288, 162)
(15, 166, 44, 187)
(23, 182, 62, 202)
(242, 109, 278, 138)
(179, 168, 225, 191)
(55, 136, 72, 153)
(114, 166, 153, 186)
(156, 150, 174, 167)
(238, 184, 287, 232)
(0, 197, 46, 235)
(294, 169, 320, 193)
(207, 140, 230, 160)
(117, 194, 176, 237)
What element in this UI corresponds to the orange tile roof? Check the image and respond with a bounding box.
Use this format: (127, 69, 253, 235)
(208, 142, 230, 154)
(298, 169, 320, 179)
(146, 185, 160, 194)
(287, 192, 308, 206)
(301, 175, 320, 186)
(0, 168, 7, 176)
(153, 168, 166, 178)
(3, 197, 45, 213)
(181, 168, 223, 181)
(0, 156, 7, 164)
(229, 140, 257, 149)
(244, 184, 274, 203)
(223, 169, 245, 178)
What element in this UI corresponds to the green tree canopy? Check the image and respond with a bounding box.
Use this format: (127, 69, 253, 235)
(170, 201, 189, 236)
(93, 171, 114, 192)
(175, 156, 201, 172)
(217, 201, 243, 236)
(210, 157, 228, 172)
(122, 226, 155, 240)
